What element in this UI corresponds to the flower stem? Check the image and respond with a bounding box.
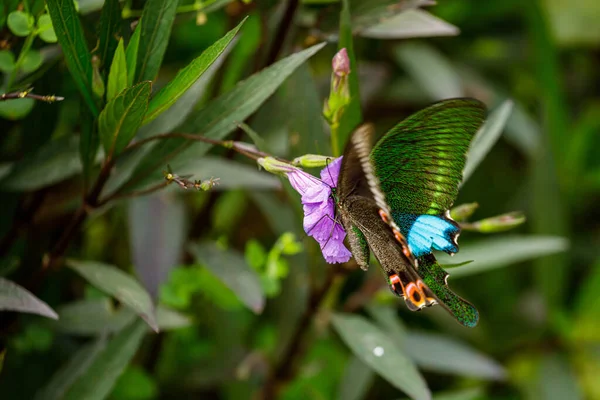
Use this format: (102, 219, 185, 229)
(6, 33, 36, 90)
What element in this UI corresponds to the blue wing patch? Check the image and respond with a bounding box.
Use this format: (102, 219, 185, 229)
(393, 213, 459, 257)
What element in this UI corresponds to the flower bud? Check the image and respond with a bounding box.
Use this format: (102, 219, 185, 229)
(462, 211, 526, 233)
(332, 48, 350, 78)
(257, 157, 297, 175)
(450, 202, 479, 221)
(292, 154, 332, 168)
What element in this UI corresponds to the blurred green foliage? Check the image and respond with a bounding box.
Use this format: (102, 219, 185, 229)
(0, 0, 599, 399)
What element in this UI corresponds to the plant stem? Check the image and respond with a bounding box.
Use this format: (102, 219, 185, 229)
(6, 33, 36, 90)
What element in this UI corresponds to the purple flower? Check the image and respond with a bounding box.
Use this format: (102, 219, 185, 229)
(287, 157, 351, 264)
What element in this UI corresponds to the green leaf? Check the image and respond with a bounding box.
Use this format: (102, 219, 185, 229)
(121, 42, 326, 193)
(404, 331, 506, 380)
(336, 356, 375, 400)
(37, 14, 58, 43)
(126, 21, 142, 86)
(98, 81, 152, 158)
(189, 242, 265, 314)
(110, 366, 158, 400)
(97, 0, 121, 77)
(331, 313, 430, 400)
(106, 39, 128, 101)
(361, 9, 459, 39)
(0, 135, 83, 191)
(461, 100, 514, 185)
(0, 97, 35, 120)
(143, 18, 245, 125)
(437, 235, 569, 278)
(432, 388, 485, 400)
(46, 0, 99, 116)
(0, 277, 58, 319)
(0, 49, 16, 72)
(52, 298, 136, 336)
(20, 48, 43, 74)
(34, 337, 107, 400)
(336, 0, 362, 155)
(79, 106, 100, 189)
(394, 42, 463, 101)
(67, 259, 159, 332)
(537, 354, 583, 400)
(134, 0, 178, 83)
(61, 320, 148, 400)
(7, 10, 34, 36)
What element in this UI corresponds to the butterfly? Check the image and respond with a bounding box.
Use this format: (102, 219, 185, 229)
(333, 98, 486, 327)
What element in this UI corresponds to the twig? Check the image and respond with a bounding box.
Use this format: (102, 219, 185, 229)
(0, 88, 64, 103)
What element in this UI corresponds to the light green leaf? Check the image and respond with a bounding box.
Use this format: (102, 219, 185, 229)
(134, 0, 178, 83)
(0, 98, 35, 120)
(118, 42, 326, 193)
(98, 81, 151, 157)
(46, 0, 99, 116)
(0, 50, 16, 72)
(437, 235, 569, 278)
(67, 259, 158, 332)
(332, 313, 430, 400)
(461, 100, 514, 185)
(61, 320, 148, 400)
(7, 10, 34, 36)
(0, 135, 82, 191)
(0, 277, 58, 319)
(37, 14, 58, 43)
(125, 21, 142, 86)
(404, 332, 506, 380)
(143, 18, 245, 125)
(189, 242, 265, 314)
(106, 39, 128, 102)
(365, 304, 407, 341)
(34, 337, 107, 400)
(394, 42, 463, 101)
(361, 9, 459, 39)
(156, 306, 193, 330)
(537, 354, 583, 400)
(336, 356, 375, 400)
(21, 49, 44, 74)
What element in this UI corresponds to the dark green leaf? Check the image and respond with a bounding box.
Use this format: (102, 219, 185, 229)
(97, 0, 121, 78)
(34, 337, 107, 400)
(67, 259, 159, 332)
(52, 298, 135, 336)
(336, 0, 362, 155)
(404, 331, 506, 380)
(106, 39, 128, 101)
(98, 81, 151, 157)
(61, 320, 148, 400)
(120, 43, 325, 193)
(331, 313, 430, 400)
(134, 0, 178, 83)
(189, 242, 265, 314)
(0, 50, 15, 72)
(126, 21, 141, 86)
(143, 18, 245, 124)
(0, 277, 58, 319)
(46, 0, 99, 116)
(7, 10, 34, 36)
(1, 135, 82, 191)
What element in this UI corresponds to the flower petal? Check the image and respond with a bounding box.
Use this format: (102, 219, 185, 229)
(321, 156, 343, 187)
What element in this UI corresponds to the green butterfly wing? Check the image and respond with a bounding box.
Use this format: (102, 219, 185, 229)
(370, 98, 486, 216)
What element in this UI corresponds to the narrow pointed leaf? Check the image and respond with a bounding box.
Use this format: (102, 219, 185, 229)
(361, 9, 459, 39)
(436, 235, 569, 278)
(332, 313, 430, 400)
(35, 337, 107, 400)
(0, 277, 58, 319)
(143, 18, 245, 125)
(97, 0, 121, 78)
(107, 39, 128, 102)
(404, 331, 506, 380)
(462, 100, 514, 185)
(134, 0, 178, 83)
(98, 81, 152, 157)
(126, 21, 142, 86)
(189, 242, 265, 314)
(62, 320, 148, 400)
(67, 259, 158, 332)
(46, 0, 99, 116)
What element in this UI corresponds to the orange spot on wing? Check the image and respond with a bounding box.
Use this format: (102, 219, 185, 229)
(378, 209, 389, 224)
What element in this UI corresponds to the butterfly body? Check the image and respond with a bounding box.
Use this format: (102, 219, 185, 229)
(334, 98, 486, 327)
